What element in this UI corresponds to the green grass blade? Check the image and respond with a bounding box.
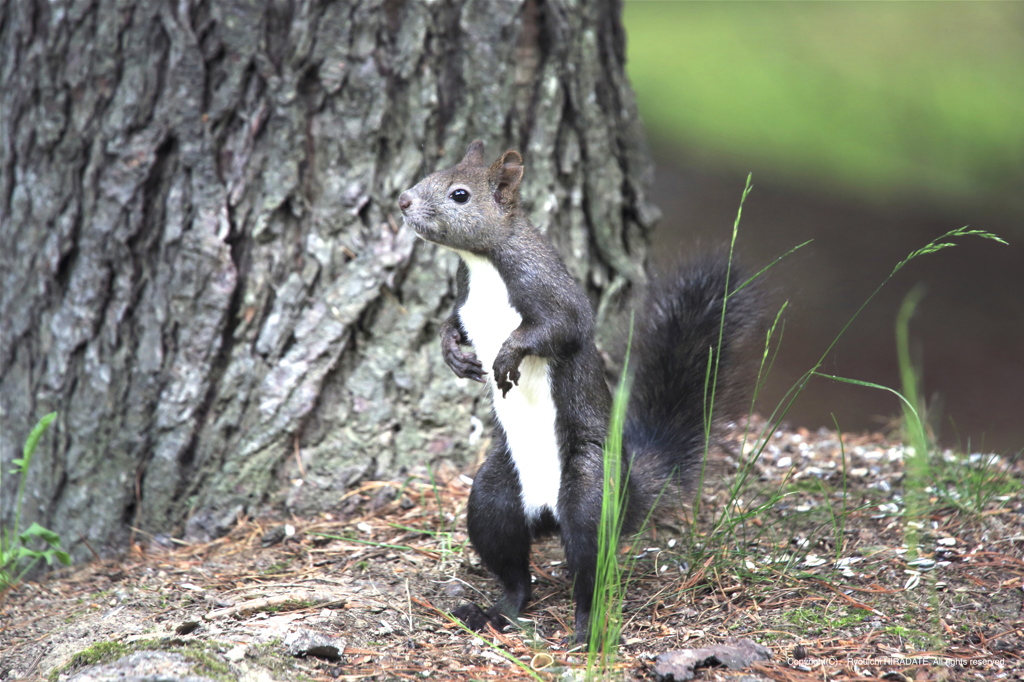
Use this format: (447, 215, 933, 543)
(17, 411, 57, 473)
(588, 317, 633, 675)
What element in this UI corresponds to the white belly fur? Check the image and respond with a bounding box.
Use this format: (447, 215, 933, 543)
(457, 251, 562, 522)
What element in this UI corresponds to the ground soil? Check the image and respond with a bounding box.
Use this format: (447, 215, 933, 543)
(3, 418, 1023, 681)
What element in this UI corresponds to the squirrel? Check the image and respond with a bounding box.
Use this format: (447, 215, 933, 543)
(398, 140, 762, 644)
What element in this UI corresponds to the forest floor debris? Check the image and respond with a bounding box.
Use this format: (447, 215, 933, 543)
(2, 418, 1022, 681)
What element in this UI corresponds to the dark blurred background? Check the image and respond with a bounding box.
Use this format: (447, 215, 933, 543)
(623, 1, 1023, 454)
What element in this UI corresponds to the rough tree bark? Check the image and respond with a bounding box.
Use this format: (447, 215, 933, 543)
(0, 0, 658, 561)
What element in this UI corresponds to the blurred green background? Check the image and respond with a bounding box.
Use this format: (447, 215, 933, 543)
(623, 1, 1023, 453)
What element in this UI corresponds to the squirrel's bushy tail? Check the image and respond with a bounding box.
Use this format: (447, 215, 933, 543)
(622, 252, 763, 526)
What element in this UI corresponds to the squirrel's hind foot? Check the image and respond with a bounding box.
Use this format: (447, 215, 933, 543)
(451, 602, 511, 634)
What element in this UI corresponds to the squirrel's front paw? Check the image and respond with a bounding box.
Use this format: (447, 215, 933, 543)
(445, 347, 486, 382)
(441, 327, 486, 382)
(493, 353, 521, 398)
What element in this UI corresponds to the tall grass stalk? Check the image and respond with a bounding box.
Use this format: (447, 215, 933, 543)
(895, 285, 930, 559)
(690, 175, 747, 533)
(587, 323, 633, 676)
(690, 175, 809, 561)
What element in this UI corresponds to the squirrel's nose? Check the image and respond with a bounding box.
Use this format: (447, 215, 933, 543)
(398, 191, 412, 212)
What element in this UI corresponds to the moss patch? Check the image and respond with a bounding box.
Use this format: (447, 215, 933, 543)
(49, 639, 232, 682)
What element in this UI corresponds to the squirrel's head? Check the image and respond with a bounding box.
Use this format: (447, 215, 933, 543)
(399, 140, 525, 254)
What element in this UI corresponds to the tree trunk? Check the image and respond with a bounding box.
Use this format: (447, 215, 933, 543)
(0, 0, 658, 560)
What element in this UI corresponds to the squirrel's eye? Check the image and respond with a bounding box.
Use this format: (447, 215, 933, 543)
(449, 188, 470, 204)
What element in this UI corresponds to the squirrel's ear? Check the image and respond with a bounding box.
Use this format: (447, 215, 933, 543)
(488, 149, 524, 206)
(462, 140, 486, 166)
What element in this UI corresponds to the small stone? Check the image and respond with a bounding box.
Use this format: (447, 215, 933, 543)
(654, 638, 772, 681)
(225, 645, 248, 663)
(284, 628, 344, 661)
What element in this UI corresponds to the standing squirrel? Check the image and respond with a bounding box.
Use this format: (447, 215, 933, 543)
(398, 140, 762, 643)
